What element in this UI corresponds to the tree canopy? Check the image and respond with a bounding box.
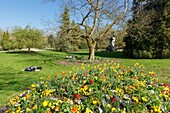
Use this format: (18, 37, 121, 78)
(123, 0, 170, 58)
(12, 25, 44, 52)
(49, 0, 129, 60)
(1, 31, 10, 50)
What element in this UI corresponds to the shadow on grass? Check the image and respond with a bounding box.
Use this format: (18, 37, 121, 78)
(7, 50, 66, 60)
(38, 52, 65, 59)
(96, 51, 125, 58)
(5, 50, 65, 65)
(70, 51, 125, 59)
(0, 72, 37, 92)
(5, 51, 38, 54)
(0, 66, 30, 91)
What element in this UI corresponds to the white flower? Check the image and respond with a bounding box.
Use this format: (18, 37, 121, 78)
(149, 90, 155, 94)
(98, 107, 103, 113)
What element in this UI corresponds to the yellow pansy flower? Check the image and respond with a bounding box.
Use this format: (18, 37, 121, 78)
(132, 96, 139, 103)
(44, 90, 50, 96)
(84, 85, 88, 91)
(134, 63, 139, 66)
(43, 100, 48, 107)
(114, 70, 117, 73)
(32, 105, 37, 109)
(31, 84, 36, 88)
(94, 66, 96, 69)
(57, 99, 62, 103)
(26, 108, 31, 112)
(142, 97, 148, 102)
(93, 100, 97, 105)
(83, 80, 87, 84)
(48, 102, 52, 107)
(94, 76, 98, 80)
(85, 108, 93, 113)
(111, 107, 116, 112)
(89, 88, 93, 92)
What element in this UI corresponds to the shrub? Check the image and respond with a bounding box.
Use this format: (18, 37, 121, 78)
(79, 41, 88, 49)
(1, 62, 170, 113)
(123, 0, 170, 59)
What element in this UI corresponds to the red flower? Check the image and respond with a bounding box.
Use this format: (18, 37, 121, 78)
(130, 76, 135, 78)
(90, 79, 94, 84)
(111, 97, 116, 102)
(84, 73, 87, 77)
(126, 70, 130, 73)
(74, 94, 80, 98)
(163, 83, 169, 87)
(149, 71, 155, 76)
(162, 90, 169, 94)
(71, 106, 77, 113)
(46, 110, 52, 113)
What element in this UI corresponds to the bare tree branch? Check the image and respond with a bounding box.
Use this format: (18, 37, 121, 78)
(44, 0, 129, 60)
(90, 0, 99, 37)
(101, 0, 128, 38)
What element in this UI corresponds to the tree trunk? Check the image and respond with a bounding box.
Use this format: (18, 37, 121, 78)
(89, 46, 95, 61)
(28, 48, 31, 53)
(86, 38, 97, 61)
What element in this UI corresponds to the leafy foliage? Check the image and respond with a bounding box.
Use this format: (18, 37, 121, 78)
(56, 8, 72, 52)
(70, 20, 81, 51)
(1, 31, 10, 50)
(123, 0, 170, 58)
(50, 0, 129, 60)
(12, 25, 44, 52)
(0, 29, 4, 47)
(48, 34, 55, 48)
(79, 39, 88, 49)
(56, 8, 83, 52)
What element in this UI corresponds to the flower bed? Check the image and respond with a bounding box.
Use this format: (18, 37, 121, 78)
(1, 62, 170, 113)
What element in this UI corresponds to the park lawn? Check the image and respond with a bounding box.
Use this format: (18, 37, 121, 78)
(0, 50, 72, 107)
(72, 50, 170, 84)
(0, 50, 170, 107)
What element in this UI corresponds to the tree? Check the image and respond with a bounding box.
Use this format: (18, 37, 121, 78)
(114, 29, 127, 48)
(48, 34, 55, 48)
(56, 7, 72, 52)
(51, 0, 129, 60)
(1, 31, 11, 50)
(70, 20, 81, 51)
(123, 0, 170, 58)
(0, 29, 3, 47)
(97, 28, 114, 50)
(60, 7, 70, 30)
(12, 26, 25, 50)
(12, 25, 44, 52)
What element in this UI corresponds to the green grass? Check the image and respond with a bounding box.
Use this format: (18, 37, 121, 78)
(0, 50, 72, 107)
(71, 50, 170, 84)
(0, 50, 170, 107)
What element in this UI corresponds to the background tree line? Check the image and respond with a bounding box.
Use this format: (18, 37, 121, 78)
(1, 0, 169, 60)
(0, 7, 126, 53)
(0, 26, 44, 52)
(54, 0, 128, 61)
(123, 0, 170, 58)
(51, 5, 127, 53)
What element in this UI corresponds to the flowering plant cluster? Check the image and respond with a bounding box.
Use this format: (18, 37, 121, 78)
(1, 61, 170, 113)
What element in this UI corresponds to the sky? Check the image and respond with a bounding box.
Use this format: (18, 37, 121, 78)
(0, 0, 130, 32)
(0, 0, 60, 30)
